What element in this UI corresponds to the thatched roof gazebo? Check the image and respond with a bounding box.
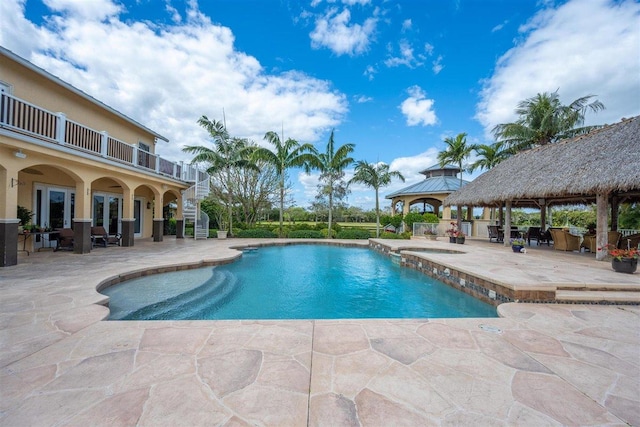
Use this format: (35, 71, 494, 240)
(444, 116, 640, 260)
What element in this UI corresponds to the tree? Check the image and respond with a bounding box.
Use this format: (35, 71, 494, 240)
(469, 142, 508, 172)
(183, 116, 258, 236)
(252, 131, 315, 237)
(306, 130, 355, 238)
(349, 161, 405, 237)
(437, 132, 474, 230)
(492, 91, 605, 153)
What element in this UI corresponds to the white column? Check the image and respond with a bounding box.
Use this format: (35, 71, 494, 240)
(56, 112, 67, 144)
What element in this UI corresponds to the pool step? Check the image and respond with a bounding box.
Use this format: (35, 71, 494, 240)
(123, 270, 238, 320)
(555, 290, 640, 303)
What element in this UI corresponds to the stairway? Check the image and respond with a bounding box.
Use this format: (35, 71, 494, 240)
(122, 269, 239, 320)
(182, 178, 210, 239)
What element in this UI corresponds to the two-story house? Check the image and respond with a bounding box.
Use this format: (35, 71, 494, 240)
(0, 46, 209, 267)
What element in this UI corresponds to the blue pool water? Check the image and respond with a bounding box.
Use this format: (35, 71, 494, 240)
(103, 245, 497, 320)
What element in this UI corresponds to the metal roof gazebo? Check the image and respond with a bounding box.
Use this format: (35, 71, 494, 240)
(385, 164, 471, 219)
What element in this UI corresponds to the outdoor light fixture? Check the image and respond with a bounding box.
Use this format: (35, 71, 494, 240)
(14, 150, 27, 159)
(147, 202, 152, 209)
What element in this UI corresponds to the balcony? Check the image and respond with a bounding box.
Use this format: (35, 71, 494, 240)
(0, 92, 207, 183)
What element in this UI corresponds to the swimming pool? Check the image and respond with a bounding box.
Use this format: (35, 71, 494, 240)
(103, 245, 497, 320)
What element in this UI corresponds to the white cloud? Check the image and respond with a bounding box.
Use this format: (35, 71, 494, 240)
(310, 7, 377, 56)
(401, 19, 412, 32)
(388, 148, 439, 187)
(43, 0, 122, 20)
(384, 39, 419, 68)
(400, 86, 437, 126)
(0, 0, 348, 163)
(476, 0, 640, 138)
(355, 95, 373, 103)
(363, 64, 377, 81)
(491, 20, 508, 33)
(432, 55, 444, 74)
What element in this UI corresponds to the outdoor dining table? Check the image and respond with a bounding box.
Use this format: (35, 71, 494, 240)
(18, 231, 60, 255)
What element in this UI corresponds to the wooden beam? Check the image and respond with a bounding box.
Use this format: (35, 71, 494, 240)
(596, 192, 609, 261)
(504, 200, 512, 247)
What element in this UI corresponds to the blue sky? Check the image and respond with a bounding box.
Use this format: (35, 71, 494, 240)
(1, 0, 639, 211)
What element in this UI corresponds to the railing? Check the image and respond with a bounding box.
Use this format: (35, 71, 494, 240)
(1, 92, 206, 183)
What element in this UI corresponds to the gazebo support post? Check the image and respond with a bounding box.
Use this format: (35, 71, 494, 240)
(596, 192, 609, 261)
(539, 199, 547, 231)
(610, 195, 619, 232)
(504, 200, 512, 247)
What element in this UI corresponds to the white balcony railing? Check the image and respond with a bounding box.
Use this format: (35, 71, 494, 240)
(1, 92, 205, 183)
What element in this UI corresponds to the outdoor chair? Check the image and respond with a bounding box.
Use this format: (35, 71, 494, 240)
(526, 227, 541, 246)
(619, 233, 640, 250)
(581, 234, 596, 252)
(581, 231, 625, 253)
(487, 225, 503, 243)
(91, 226, 122, 247)
(550, 229, 581, 252)
(55, 228, 74, 251)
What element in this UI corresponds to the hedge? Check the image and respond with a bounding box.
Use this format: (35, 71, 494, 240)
(287, 230, 324, 238)
(379, 231, 411, 240)
(336, 229, 371, 239)
(235, 228, 278, 238)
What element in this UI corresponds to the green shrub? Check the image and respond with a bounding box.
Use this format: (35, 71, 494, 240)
(422, 213, 439, 223)
(235, 228, 278, 238)
(380, 231, 411, 240)
(336, 229, 371, 239)
(380, 214, 403, 228)
(321, 228, 337, 238)
(403, 212, 425, 229)
(288, 230, 324, 238)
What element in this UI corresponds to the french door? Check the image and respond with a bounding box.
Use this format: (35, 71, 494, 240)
(44, 187, 74, 229)
(93, 193, 143, 237)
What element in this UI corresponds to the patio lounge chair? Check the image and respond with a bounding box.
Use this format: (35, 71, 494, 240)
(550, 229, 581, 252)
(91, 226, 122, 247)
(55, 228, 74, 251)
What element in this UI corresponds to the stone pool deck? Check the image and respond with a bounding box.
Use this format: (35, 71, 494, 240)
(1, 237, 638, 426)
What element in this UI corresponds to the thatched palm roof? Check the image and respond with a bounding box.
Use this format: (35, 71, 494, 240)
(444, 116, 640, 207)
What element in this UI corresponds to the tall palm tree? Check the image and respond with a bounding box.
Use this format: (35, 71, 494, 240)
(307, 130, 355, 238)
(349, 161, 404, 238)
(492, 91, 605, 153)
(469, 142, 508, 172)
(252, 131, 316, 237)
(183, 115, 258, 237)
(437, 132, 474, 229)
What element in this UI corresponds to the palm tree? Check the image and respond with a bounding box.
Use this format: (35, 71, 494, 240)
(349, 161, 404, 238)
(492, 91, 605, 153)
(306, 130, 355, 238)
(183, 115, 258, 237)
(469, 142, 508, 173)
(437, 132, 474, 229)
(252, 131, 316, 237)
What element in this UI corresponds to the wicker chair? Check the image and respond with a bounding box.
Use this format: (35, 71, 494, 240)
(550, 229, 581, 252)
(581, 231, 626, 253)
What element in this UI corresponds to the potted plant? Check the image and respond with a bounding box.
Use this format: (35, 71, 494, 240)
(455, 231, 465, 244)
(446, 222, 458, 243)
(603, 243, 638, 274)
(511, 237, 526, 253)
(17, 205, 34, 233)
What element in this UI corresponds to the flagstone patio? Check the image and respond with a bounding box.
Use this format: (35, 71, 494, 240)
(1, 237, 638, 426)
